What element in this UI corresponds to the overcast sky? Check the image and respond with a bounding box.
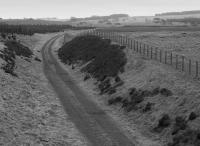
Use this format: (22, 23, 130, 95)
(0, 0, 200, 19)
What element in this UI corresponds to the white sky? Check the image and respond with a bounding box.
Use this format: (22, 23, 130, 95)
(0, 0, 200, 19)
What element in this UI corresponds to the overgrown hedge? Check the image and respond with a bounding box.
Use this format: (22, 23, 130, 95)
(0, 40, 33, 76)
(58, 35, 127, 80)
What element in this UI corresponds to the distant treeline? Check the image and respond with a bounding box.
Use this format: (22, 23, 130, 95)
(0, 23, 93, 35)
(156, 10, 200, 16)
(70, 14, 129, 21)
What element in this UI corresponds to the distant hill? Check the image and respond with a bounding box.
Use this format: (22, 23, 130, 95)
(70, 14, 129, 21)
(155, 10, 200, 16)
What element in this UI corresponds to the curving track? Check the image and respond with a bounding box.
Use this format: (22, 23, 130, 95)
(41, 34, 135, 146)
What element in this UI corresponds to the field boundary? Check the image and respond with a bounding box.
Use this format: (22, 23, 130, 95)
(77, 29, 200, 80)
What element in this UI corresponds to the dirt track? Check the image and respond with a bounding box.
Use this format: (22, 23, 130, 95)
(41, 35, 135, 146)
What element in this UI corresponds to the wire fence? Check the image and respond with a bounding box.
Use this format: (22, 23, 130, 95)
(78, 29, 200, 80)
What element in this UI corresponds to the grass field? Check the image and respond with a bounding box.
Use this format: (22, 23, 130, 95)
(98, 26, 200, 61)
(121, 31, 200, 61)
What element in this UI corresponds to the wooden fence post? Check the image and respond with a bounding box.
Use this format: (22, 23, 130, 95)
(196, 61, 199, 78)
(182, 56, 185, 72)
(189, 59, 191, 75)
(139, 43, 141, 54)
(131, 39, 133, 49)
(170, 52, 173, 65)
(176, 55, 178, 69)
(160, 50, 162, 62)
(134, 40, 136, 51)
(155, 48, 158, 60)
(124, 36, 126, 45)
(165, 51, 167, 64)
(128, 38, 130, 48)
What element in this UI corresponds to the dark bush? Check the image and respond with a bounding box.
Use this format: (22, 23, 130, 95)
(160, 88, 173, 97)
(1, 33, 6, 39)
(129, 88, 154, 98)
(158, 114, 171, 127)
(126, 104, 138, 112)
(189, 112, 197, 121)
(168, 129, 200, 146)
(108, 96, 123, 105)
(0, 40, 32, 76)
(176, 117, 187, 129)
(143, 102, 153, 112)
(121, 89, 145, 112)
(154, 114, 171, 132)
(1, 63, 17, 77)
(121, 99, 129, 108)
(12, 35, 16, 40)
(35, 57, 42, 62)
(130, 89, 145, 103)
(115, 76, 121, 83)
(172, 116, 187, 135)
(98, 75, 107, 82)
(83, 74, 90, 81)
(151, 87, 160, 96)
(98, 79, 111, 94)
(120, 46, 126, 50)
(131, 93, 144, 104)
(58, 35, 127, 81)
(141, 90, 152, 97)
(129, 87, 137, 95)
(5, 41, 33, 58)
(107, 87, 116, 95)
(0, 46, 16, 76)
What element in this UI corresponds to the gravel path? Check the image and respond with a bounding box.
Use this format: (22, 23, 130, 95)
(42, 35, 136, 146)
